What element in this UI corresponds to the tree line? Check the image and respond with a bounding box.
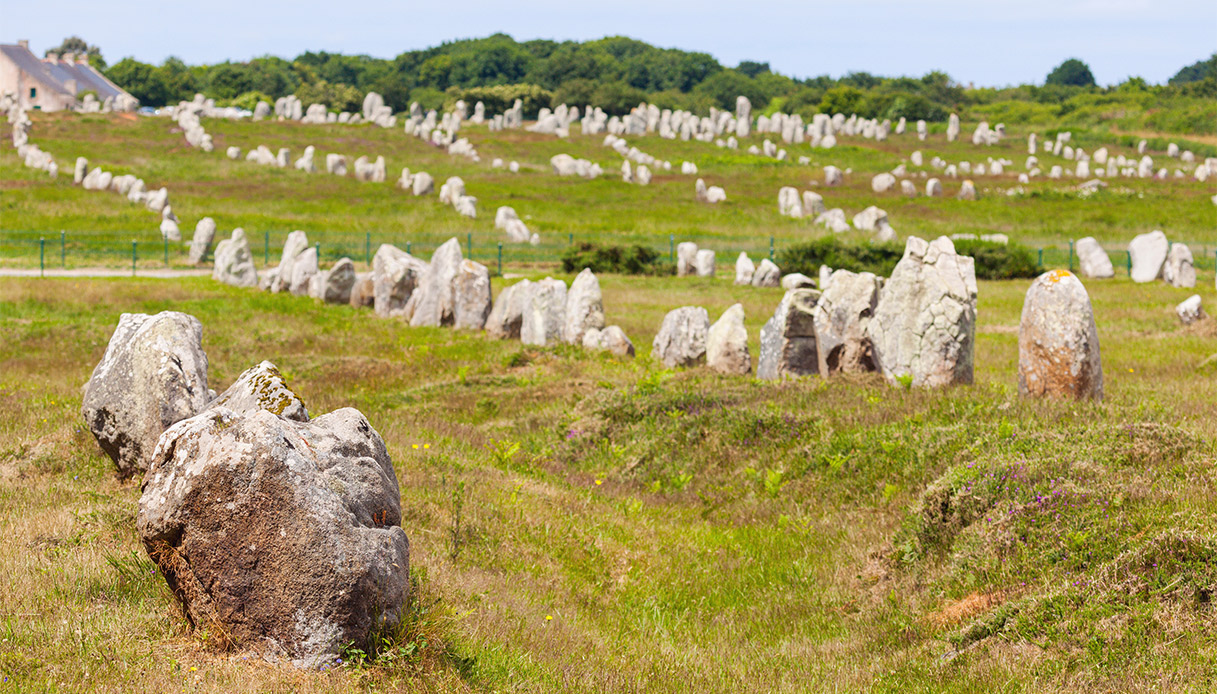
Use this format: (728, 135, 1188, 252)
(65, 34, 1215, 132)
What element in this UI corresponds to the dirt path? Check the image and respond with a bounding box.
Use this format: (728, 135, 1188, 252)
(0, 268, 212, 278)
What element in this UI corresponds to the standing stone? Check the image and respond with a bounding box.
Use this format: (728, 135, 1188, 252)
(454, 259, 492, 330)
(866, 236, 977, 388)
(1163, 242, 1196, 288)
(485, 279, 531, 340)
(925, 178, 943, 197)
(583, 325, 635, 357)
(521, 278, 567, 346)
(871, 173, 896, 193)
(372, 244, 427, 318)
(349, 273, 374, 308)
(751, 259, 781, 287)
(813, 270, 881, 376)
(161, 218, 181, 242)
(212, 229, 258, 288)
(957, 180, 977, 200)
(137, 407, 409, 668)
(289, 247, 319, 296)
(1128, 230, 1169, 283)
(321, 258, 356, 304)
(735, 253, 755, 285)
(695, 249, 716, 277)
(1075, 237, 1114, 279)
(74, 157, 88, 184)
(81, 312, 211, 479)
(677, 242, 699, 277)
(1176, 295, 1205, 325)
(410, 238, 463, 327)
(781, 273, 815, 290)
(757, 289, 819, 380)
(651, 307, 710, 368)
(411, 172, 434, 196)
(802, 191, 826, 217)
(563, 269, 605, 344)
(1018, 270, 1103, 400)
(824, 166, 843, 186)
(706, 304, 750, 375)
(188, 217, 217, 264)
(209, 361, 308, 422)
(272, 231, 309, 293)
(947, 113, 960, 142)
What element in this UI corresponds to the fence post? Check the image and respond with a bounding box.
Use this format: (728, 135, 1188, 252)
(314, 242, 320, 261)
(406, 241, 411, 255)
(1126, 251, 1131, 277)
(131, 241, 137, 277)
(1067, 240, 1073, 272)
(669, 234, 674, 262)
(467, 232, 472, 260)
(497, 242, 503, 277)
(264, 231, 270, 266)
(60, 230, 65, 267)
(1037, 248, 1043, 267)
(164, 235, 169, 266)
(568, 232, 573, 246)
(39, 237, 45, 277)
(365, 232, 370, 265)
(769, 236, 775, 260)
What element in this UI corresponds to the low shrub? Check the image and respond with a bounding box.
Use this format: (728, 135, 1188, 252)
(776, 236, 1040, 281)
(561, 243, 669, 275)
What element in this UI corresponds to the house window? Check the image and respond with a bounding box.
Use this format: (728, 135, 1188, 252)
(29, 87, 36, 99)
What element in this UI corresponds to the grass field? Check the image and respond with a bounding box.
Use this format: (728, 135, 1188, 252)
(1, 270, 1215, 692)
(2, 107, 1217, 692)
(3, 112, 1216, 273)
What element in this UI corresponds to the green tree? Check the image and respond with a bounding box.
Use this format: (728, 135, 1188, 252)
(1169, 53, 1217, 84)
(105, 58, 168, 105)
(694, 70, 765, 110)
(818, 86, 867, 115)
(1045, 58, 1096, 87)
(737, 61, 770, 78)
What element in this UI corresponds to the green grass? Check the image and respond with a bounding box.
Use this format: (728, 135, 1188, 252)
(2, 112, 1216, 273)
(1, 273, 1215, 692)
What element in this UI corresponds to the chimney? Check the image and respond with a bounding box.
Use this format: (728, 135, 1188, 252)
(63, 52, 76, 63)
(78, 52, 89, 65)
(46, 52, 59, 64)
(17, 39, 29, 50)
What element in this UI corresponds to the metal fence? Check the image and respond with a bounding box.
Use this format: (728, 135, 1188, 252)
(2, 229, 1214, 279)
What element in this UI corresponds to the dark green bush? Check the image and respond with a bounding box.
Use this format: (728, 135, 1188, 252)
(776, 237, 1040, 281)
(561, 243, 668, 275)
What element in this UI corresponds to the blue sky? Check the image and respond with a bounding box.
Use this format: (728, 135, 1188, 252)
(4, 0, 1214, 85)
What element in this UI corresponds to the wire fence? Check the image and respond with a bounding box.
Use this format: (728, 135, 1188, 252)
(2, 229, 1215, 280)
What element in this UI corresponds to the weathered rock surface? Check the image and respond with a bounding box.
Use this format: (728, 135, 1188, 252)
(1163, 242, 1196, 288)
(137, 407, 409, 668)
(320, 258, 356, 304)
(813, 270, 881, 376)
(453, 259, 492, 330)
(706, 304, 751, 375)
(1128, 230, 1169, 283)
(757, 289, 819, 380)
(676, 242, 699, 277)
(289, 247, 319, 296)
(1176, 294, 1205, 325)
(781, 273, 815, 290)
(563, 269, 605, 344)
(189, 218, 217, 264)
(582, 325, 635, 357)
(372, 244, 427, 318)
(486, 279, 531, 340)
(212, 229, 258, 288)
(651, 307, 710, 368)
(210, 361, 308, 421)
(866, 236, 977, 388)
(521, 278, 567, 346)
(272, 231, 309, 293)
(734, 253, 755, 285)
(695, 249, 716, 277)
(409, 239, 463, 327)
(1017, 270, 1103, 400)
(82, 312, 211, 478)
(1075, 237, 1114, 279)
(751, 259, 781, 287)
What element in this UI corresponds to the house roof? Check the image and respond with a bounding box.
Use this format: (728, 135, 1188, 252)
(1, 43, 128, 100)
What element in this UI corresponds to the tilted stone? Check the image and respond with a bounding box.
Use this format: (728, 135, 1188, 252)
(757, 289, 819, 380)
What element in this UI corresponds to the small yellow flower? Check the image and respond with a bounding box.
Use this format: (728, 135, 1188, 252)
(189, 667, 197, 672)
(423, 443, 430, 449)
(1127, 368, 1134, 373)
(545, 615, 553, 621)
(412, 444, 419, 449)
(595, 479, 603, 486)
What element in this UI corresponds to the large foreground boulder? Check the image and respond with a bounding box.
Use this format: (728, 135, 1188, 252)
(757, 289, 819, 380)
(812, 270, 881, 376)
(81, 312, 211, 479)
(651, 307, 710, 368)
(137, 407, 409, 668)
(866, 236, 977, 388)
(1018, 270, 1103, 400)
(212, 229, 258, 288)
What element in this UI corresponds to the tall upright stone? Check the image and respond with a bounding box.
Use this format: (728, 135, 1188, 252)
(1128, 230, 1169, 283)
(812, 270, 881, 376)
(212, 229, 258, 288)
(757, 289, 819, 380)
(563, 269, 605, 344)
(1075, 237, 1114, 279)
(521, 278, 567, 346)
(706, 304, 750, 375)
(1163, 242, 1196, 288)
(651, 307, 710, 368)
(409, 238, 463, 327)
(486, 279, 532, 340)
(867, 236, 977, 388)
(1018, 270, 1102, 400)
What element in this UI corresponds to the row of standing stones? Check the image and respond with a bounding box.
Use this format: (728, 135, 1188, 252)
(81, 224, 1197, 667)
